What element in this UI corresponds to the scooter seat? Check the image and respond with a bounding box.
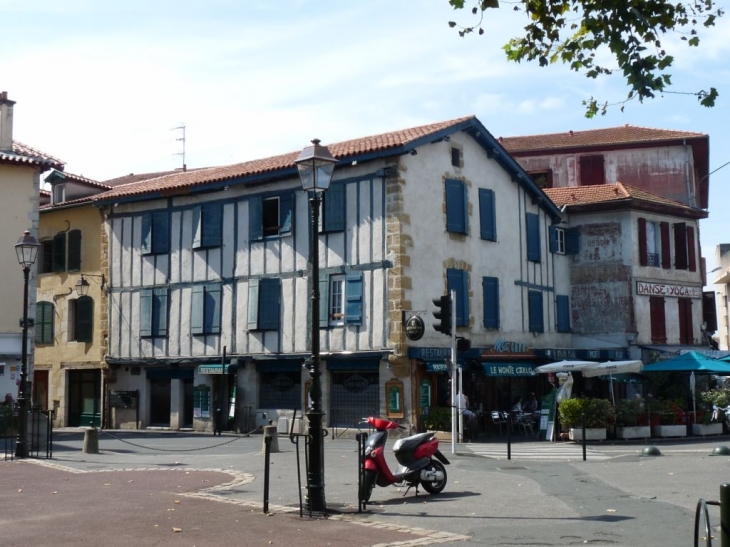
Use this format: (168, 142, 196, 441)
(393, 432, 434, 455)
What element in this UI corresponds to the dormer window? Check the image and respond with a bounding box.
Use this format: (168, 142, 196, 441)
(52, 184, 65, 204)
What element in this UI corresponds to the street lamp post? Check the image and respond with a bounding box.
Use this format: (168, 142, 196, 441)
(295, 139, 337, 513)
(14, 230, 40, 459)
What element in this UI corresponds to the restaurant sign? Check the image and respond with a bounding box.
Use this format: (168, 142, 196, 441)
(480, 338, 534, 360)
(483, 363, 537, 377)
(636, 281, 702, 299)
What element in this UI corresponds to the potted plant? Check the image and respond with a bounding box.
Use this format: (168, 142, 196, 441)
(558, 397, 610, 441)
(615, 398, 651, 440)
(423, 406, 452, 440)
(647, 398, 687, 438)
(693, 389, 730, 436)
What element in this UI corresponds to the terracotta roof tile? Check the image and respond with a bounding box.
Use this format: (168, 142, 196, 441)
(499, 125, 707, 153)
(94, 116, 475, 201)
(59, 171, 111, 190)
(544, 183, 697, 210)
(0, 140, 65, 170)
(103, 169, 205, 187)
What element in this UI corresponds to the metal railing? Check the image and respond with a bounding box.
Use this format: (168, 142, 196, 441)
(694, 484, 730, 547)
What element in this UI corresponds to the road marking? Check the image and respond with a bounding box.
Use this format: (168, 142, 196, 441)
(465, 442, 611, 461)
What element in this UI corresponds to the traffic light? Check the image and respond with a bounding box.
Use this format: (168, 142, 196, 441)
(432, 295, 452, 336)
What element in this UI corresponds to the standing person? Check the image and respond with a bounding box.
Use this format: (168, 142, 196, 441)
(2, 393, 13, 407)
(456, 388, 476, 440)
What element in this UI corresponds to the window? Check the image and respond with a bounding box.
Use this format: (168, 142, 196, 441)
(678, 298, 694, 344)
(52, 184, 65, 204)
(140, 288, 169, 337)
(478, 188, 496, 241)
(447, 268, 469, 327)
(40, 230, 82, 274)
(319, 272, 363, 327)
(556, 295, 570, 332)
(526, 213, 541, 262)
(445, 179, 467, 234)
(673, 222, 697, 271)
(69, 296, 93, 343)
(36, 301, 54, 345)
(250, 193, 293, 241)
(141, 211, 170, 254)
(191, 284, 222, 335)
(247, 278, 281, 331)
(40, 240, 54, 274)
(67, 230, 81, 271)
(649, 296, 666, 343)
(579, 155, 605, 185)
(529, 169, 553, 189)
(450, 147, 463, 168)
(549, 226, 580, 255)
(192, 203, 223, 249)
(322, 183, 345, 232)
(482, 277, 499, 329)
(528, 290, 544, 332)
(638, 218, 670, 268)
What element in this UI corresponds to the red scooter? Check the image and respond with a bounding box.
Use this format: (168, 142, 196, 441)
(359, 417, 450, 505)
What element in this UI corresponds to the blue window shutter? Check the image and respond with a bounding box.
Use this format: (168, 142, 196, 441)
(549, 225, 558, 253)
(67, 230, 82, 271)
(141, 214, 152, 254)
(345, 273, 363, 325)
(154, 288, 168, 336)
(482, 277, 499, 329)
(152, 212, 170, 254)
(447, 268, 469, 327)
(192, 206, 202, 249)
(526, 213, 541, 262)
(565, 227, 580, 255)
(53, 232, 66, 272)
(249, 196, 263, 241)
(259, 278, 281, 331)
(202, 203, 222, 248)
(191, 285, 204, 334)
(445, 179, 467, 234)
(247, 279, 260, 330)
(528, 290, 544, 333)
(205, 283, 222, 334)
(279, 192, 293, 235)
(140, 289, 152, 337)
(478, 188, 496, 241)
(319, 274, 330, 328)
(324, 183, 345, 232)
(75, 296, 94, 342)
(556, 295, 570, 332)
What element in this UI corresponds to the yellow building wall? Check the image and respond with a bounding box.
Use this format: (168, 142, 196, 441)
(35, 203, 107, 426)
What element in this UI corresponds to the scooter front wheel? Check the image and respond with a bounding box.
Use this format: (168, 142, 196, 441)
(421, 460, 447, 494)
(360, 469, 376, 504)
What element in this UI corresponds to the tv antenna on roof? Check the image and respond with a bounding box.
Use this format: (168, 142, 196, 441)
(172, 124, 186, 171)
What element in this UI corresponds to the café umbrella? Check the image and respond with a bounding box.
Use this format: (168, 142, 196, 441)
(582, 360, 644, 405)
(534, 361, 595, 373)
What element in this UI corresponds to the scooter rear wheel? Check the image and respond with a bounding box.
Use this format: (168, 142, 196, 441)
(421, 460, 447, 494)
(360, 469, 376, 503)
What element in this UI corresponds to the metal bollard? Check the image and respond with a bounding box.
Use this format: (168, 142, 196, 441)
(82, 427, 99, 454)
(582, 412, 587, 461)
(263, 424, 279, 453)
(721, 483, 730, 547)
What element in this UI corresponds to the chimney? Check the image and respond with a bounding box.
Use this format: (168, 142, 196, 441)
(0, 91, 16, 152)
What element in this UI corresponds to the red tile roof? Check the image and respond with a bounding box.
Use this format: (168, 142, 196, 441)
(0, 141, 65, 170)
(94, 116, 475, 201)
(544, 183, 702, 212)
(499, 125, 707, 153)
(103, 169, 204, 187)
(60, 171, 111, 190)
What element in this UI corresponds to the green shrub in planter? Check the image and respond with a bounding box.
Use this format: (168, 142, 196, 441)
(558, 398, 611, 429)
(423, 406, 451, 431)
(616, 398, 646, 427)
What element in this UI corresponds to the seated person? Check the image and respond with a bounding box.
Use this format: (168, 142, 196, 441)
(522, 392, 538, 413)
(511, 397, 524, 413)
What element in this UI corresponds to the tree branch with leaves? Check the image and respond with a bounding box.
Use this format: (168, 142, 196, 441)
(448, 0, 723, 117)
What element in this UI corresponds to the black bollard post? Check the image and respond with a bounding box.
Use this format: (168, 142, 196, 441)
(582, 412, 586, 461)
(263, 435, 271, 513)
(721, 483, 730, 547)
(356, 433, 364, 512)
(507, 413, 512, 460)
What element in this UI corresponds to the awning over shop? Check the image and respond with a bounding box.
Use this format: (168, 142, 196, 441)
(482, 362, 538, 377)
(197, 364, 237, 375)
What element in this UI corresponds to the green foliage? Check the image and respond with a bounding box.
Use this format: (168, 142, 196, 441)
(699, 389, 730, 408)
(558, 397, 611, 428)
(647, 398, 685, 425)
(447, 0, 722, 116)
(615, 398, 645, 427)
(423, 406, 452, 431)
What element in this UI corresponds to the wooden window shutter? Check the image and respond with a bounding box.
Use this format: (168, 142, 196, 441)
(204, 283, 222, 334)
(67, 230, 82, 272)
(153, 288, 168, 337)
(140, 289, 153, 337)
(649, 296, 666, 343)
(247, 279, 260, 330)
(674, 223, 688, 270)
(660, 222, 671, 269)
(191, 285, 204, 334)
(482, 276, 499, 329)
(279, 192, 293, 235)
(579, 155, 605, 185)
(323, 183, 345, 232)
(192, 206, 202, 249)
(556, 295, 570, 332)
(445, 179, 467, 234)
(249, 196, 263, 242)
(447, 268, 469, 327)
(319, 274, 330, 328)
(141, 214, 152, 254)
(202, 203, 222, 248)
(549, 226, 559, 253)
(258, 278, 281, 331)
(638, 218, 647, 266)
(75, 296, 94, 343)
(526, 213, 541, 262)
(528, 290, 544, 333)
(345, 273, 363, 325)
(35, 302, 53, 345)
(565, 228, 580, 255)
(152, 212, 170, 254)
(687, 225, 697, 272)
(478, 188, 496, 241)
(53, 232, 66, 272)
(678, 298, 694, 344)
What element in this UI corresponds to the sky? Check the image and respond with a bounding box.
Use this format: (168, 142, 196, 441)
(2, 0, 729, 275)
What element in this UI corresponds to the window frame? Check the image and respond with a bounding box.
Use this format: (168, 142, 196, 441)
(328, 274, 345, 327)
(70, 296, 94, 343)
(250, 192, 294, 241)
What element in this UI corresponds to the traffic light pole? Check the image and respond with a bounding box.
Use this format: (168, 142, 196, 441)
(450, 290, 457, 455)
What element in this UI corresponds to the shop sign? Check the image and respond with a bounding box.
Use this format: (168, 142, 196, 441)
(484, 363, 537, 377)
(636, 281, 702, 299)
(481, 338, 534, 360)
(405, 316, 425, 341)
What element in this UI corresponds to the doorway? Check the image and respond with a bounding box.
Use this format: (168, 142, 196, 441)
(149, 379, 171, 426)
(68, 369, 101, 427)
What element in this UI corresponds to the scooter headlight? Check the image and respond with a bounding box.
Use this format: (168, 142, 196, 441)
(364, 445, 373, 456)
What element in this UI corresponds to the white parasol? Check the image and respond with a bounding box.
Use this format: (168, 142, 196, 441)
(582, 360, 644, 406)
(535, 361, 596, 373)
